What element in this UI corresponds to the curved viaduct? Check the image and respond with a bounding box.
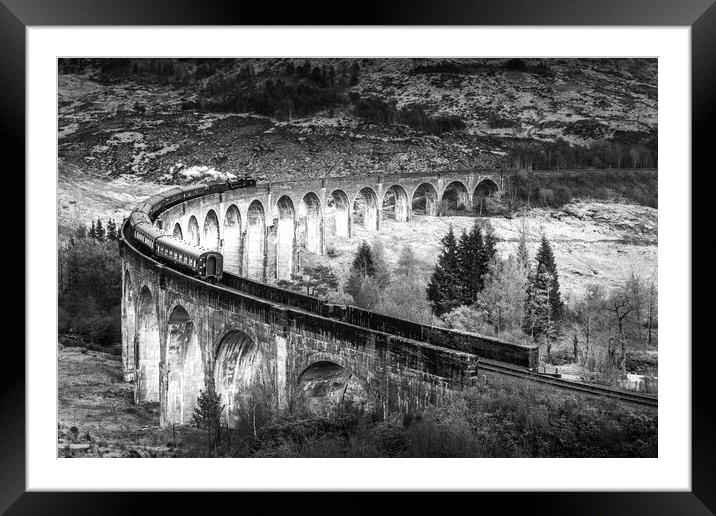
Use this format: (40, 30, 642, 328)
(120, 169, 523, 428)
(154, 170, 502, 281)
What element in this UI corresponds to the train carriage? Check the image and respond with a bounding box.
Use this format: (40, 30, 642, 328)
(133, 200, 154, 215)
(132, 221, 161, 250)
(127, 178, 259, 283)
(160, 186, 185, 206)
(154, 235, 223, 282)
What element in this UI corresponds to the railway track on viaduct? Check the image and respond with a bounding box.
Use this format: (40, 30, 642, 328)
(479, 359, 658, 408)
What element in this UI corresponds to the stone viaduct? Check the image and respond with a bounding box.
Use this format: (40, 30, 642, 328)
(120, 169, 531, 428)
(153, 169, 502, 282)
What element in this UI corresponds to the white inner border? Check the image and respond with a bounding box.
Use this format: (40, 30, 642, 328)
(27, 27, 691, 491)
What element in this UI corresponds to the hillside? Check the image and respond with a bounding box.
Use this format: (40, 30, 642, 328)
(56, 58, 658, 298)
(58, 58, 657, 186)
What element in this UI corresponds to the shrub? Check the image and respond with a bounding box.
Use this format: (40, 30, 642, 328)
(547, 346, 576, 366)
(352, 95, 397, 124)
(537, 187, 554, 206)
(553, 185, 572, 206)
(505, 58, 527, 72)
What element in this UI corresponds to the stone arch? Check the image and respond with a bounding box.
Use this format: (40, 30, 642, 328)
(411, 182, 439, 216)
(223, 204, 242, 274)
(297, 192, 323, 255)
(123, 270, 136, 380)
(297, 359, 371, 415)
(352, 187, 379, 231)
(473, 178, 500, 215)
(214, 330, 270, 428)
(382, 184, 410, 222)
(274, 195, 296, 281)
(136, 285, 160, 403)
(172, 222, 183, 240)
(245, 200, 266, 281)
(203, 209, 220, 250)
(326, 189, 351, 238)
(187, 215, 200, 246)
(441, 180, 471, 214)
(166, 305, 205, 424)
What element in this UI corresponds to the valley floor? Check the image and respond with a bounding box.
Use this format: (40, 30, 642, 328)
(317, 200, 657, 302)
(58, 343, 167, 457)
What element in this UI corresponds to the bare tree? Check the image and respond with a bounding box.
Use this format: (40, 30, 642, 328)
(624, 268, 647, 345)
(602, 288, 635, 368)
(646, 269, 658, 347)
(477, 255, 528, 335)
(572, 283, 606, 367)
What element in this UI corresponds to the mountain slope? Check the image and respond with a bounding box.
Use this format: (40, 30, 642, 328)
(58, 58, 657, 185)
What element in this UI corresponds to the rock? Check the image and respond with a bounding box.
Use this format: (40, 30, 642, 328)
(58, 443, 91, 450)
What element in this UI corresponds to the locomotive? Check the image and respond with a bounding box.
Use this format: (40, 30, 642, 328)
(126, 177, 256, 282)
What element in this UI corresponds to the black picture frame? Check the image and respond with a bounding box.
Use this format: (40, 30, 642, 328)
(6, 0, 710, 513)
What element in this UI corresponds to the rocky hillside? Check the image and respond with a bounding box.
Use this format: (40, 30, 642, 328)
(58, 58, 657, 185)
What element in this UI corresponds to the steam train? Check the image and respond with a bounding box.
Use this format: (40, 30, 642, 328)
(126, 178, 256, 282)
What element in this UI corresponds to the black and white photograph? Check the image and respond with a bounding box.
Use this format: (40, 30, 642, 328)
(55, 56, 661, 459)
(0, 0, 705, 505)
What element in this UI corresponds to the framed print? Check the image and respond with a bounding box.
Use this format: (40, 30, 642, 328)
(7, 0, 712, 512)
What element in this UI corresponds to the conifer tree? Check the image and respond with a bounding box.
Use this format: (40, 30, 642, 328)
(456, 229, 472, 304)
(353, 276, 381, 310)
(95, 218, 106, 241)
(395, 244, 417, 277)
(345, 241, 376, 301)
(535, 234, 563, 319)
(352, 240, 376, 277)
(481, 220, 498, 268)
(193, 377, 224, 455)
(456, 220, 487, 304)
(88, 220, 97, 240)
(523, 265, 555, 341)
(106, 219, 117, 241)
(426, 226, 462, 316)
(516, 219, 530, 270)
(371, 238, 391, 290)
(75, 224, 87, 240)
